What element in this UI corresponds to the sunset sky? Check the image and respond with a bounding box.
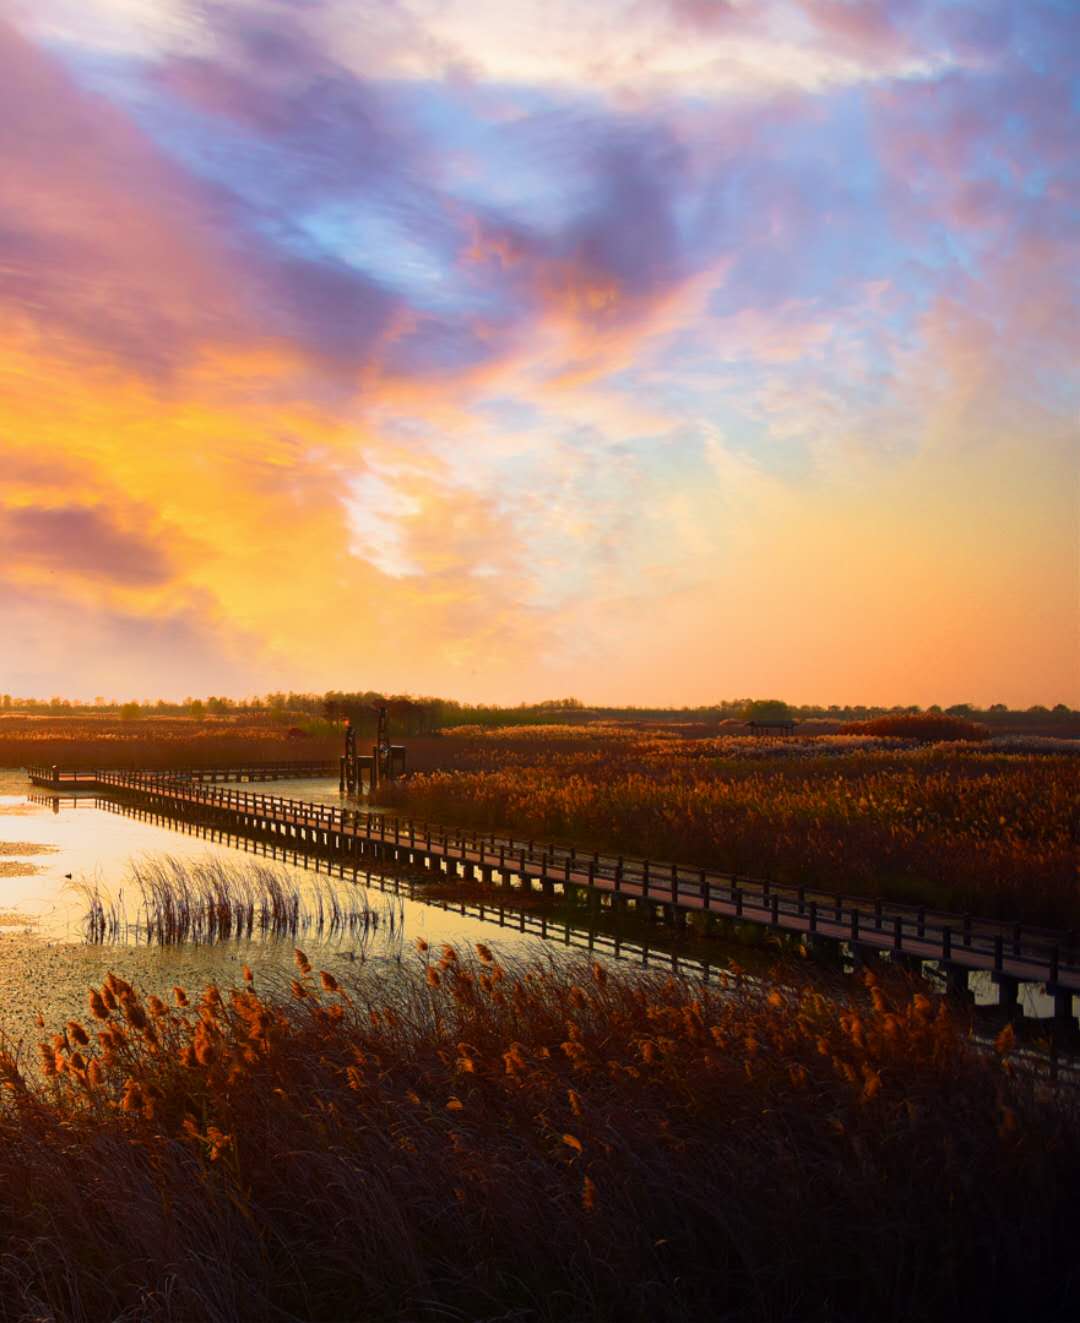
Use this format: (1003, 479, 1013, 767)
(1, 0, 1077, 707)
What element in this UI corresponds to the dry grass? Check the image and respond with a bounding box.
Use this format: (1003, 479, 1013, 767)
(0, 715, 338, 770)
(380, 731, 1080, 928)
(0, 949, 1074, 1322)
(840, 713, 990, 740)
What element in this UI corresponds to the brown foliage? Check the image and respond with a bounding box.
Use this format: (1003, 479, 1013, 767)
(0, 715, 337, 769)
(0, 953, 1076, 1321)
(840, 713, 990, 741)
(380, 735, 1080, 927)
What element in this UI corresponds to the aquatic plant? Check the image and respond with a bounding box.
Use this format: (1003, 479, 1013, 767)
(78, 855, 403, 949)
(379, 734, 1080, 926)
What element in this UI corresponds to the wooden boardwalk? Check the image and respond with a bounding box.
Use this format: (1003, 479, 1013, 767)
(91, 770, 1080, 1016)
(26, 761, 336, 790)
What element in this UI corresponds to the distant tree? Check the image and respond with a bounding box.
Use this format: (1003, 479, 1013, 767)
(988, 703, 1008, 712)
(1028, 704, 1049, 714)
(1052, 703, 1071, 714)
(119, 702, 140, 721)
(945, 704, 975, 717)
(743, 699, 793, 724)
(188, 699, 205, 718)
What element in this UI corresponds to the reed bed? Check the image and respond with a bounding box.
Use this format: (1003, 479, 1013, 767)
(381, 732, 1080, 928)
(0, 716, 338, 770)
(79, 856, 403, 950)
(0, 948, 1075, 1322)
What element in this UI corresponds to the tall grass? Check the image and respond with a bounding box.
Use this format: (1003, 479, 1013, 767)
(0, 950, 1075, 1321)
(380, 734, 1080, 927)
(0, 716, 338, 770)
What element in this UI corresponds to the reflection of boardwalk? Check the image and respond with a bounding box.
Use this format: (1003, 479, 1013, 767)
(86, 770, 1080, 1023)
(99, 795, 719, 981)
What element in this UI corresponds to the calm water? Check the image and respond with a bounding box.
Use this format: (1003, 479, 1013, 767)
(0, 770, 555, 1049)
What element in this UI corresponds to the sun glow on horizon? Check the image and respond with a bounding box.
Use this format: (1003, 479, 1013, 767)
(0, 1, 1077, 706)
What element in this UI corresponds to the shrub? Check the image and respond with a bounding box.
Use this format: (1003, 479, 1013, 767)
(839, 713, 989, 741)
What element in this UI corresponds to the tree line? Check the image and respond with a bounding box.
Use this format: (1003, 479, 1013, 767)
(0, 691, 1074, 733)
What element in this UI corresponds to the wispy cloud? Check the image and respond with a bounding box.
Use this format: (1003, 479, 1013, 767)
(0, 0, 1075, 703)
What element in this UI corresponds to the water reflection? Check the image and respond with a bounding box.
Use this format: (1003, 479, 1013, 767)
(0, 779, 720, 1051)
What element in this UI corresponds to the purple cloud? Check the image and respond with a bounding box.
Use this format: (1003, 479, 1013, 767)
(0, 506, 174, 586)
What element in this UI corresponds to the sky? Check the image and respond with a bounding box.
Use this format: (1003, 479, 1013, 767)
(0, 0, 1077, 707)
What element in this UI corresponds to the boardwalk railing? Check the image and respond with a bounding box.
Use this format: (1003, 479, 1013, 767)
(26, 761, 336, 789)
(91, 769, 1080, 1010)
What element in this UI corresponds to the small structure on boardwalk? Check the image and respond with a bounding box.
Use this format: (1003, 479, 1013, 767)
(340, 703, 407, 795)
(746, 719, 796, 736)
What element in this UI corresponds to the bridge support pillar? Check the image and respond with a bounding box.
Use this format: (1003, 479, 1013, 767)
(943, 963, 973, 1001)
(1047, 985, 1075, 1029)
(992, 973, 1022, 1019)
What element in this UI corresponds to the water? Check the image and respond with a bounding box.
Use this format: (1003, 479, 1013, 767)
(0, 770, 555, 1049)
